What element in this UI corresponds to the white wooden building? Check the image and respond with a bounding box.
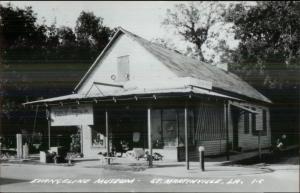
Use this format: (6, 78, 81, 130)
(24, 27, 272, 162)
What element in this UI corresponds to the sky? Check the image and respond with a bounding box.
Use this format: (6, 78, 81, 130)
(1, 1, 180, 40)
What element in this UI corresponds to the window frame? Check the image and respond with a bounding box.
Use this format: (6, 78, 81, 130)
(244, 111, 250, 134)
(251, 107, 257, 135)
(161, 109, 178, 147)
(91, 126, 106, 148)
(261, 109, 267, 136)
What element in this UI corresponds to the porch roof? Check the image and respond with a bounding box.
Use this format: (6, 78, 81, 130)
(230, 103, 259, 114)
(23, 86, 242, 106)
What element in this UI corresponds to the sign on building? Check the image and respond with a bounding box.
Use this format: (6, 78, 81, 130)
(50, 104, 94, 126)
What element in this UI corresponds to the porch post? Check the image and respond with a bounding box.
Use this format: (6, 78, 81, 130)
(224, 101, 230, 161)
(105, 110, 110, 164)
(46, 108, 51, 149)
(184, 107, 189, 170)
(147, 108, 153, 167)
(226, 101, 231, 160)
(80, 125, 83, 154)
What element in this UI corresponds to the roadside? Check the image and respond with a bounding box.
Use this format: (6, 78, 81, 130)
(1, 146, 298, 176)
(0, 148, 299, 192)
(224, 145, 299, 165)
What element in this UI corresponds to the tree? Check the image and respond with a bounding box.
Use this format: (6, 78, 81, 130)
(227, 1, 300, 145)
(56, 26, 78, 62)
(227, 1, 300, 89)
(0, 4, 48, 64)
(58, 26, 76, 46)
(0, 6, 115, 136)
(75, 11, 114, 61)
(162, 2, 235, 62)
(0, 4, 42, 130)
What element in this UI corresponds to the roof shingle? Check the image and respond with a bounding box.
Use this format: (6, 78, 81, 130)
(120, 27, 271, 103)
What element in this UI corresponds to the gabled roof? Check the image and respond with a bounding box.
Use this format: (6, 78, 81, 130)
(75, 27, 271, 103)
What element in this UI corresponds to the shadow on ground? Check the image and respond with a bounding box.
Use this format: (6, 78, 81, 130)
(85, 162, 186, 171)
(0, 178, 29, 186)
(225, 148, 299, 165)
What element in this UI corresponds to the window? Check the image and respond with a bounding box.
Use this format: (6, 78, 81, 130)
(251, 108, 267, 136)
(244, 112, 250, 134)
(117, 55, 130, 82)
(151, 109, 164, 148)
(262, 109, 267, 136)
(91, 126, 105, 147)
(92, 109, 106, 147)
(251, 107, 257, 135)
(263, 109, 267, 131)
(162, 109, 178, 147)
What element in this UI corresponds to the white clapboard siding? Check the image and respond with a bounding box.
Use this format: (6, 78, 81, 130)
(77, 33, 176, 95)
(196, 101, 271, 155)
(230, 101, 271, 151)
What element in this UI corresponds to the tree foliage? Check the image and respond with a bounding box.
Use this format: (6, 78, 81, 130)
(227, 1, 300, 89)
(75, 11, 114, 61)
(0, 4, 114, 134)
(0, 4, 47, 63)
(226, 1, 300, 143)
(162, 2, 234, 62)
(0, 5, 114, 65)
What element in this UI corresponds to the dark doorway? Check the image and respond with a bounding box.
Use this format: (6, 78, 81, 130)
(47, 126, 79, 152)
(231, 107, 240, 150)
(110, 108, 147, 150)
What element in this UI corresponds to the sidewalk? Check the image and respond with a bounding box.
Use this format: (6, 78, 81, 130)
(139, 161, 272, 178)
(71, 150, 275, 178)
(71, 159, 272, 178)
(72, 159, 273, 178)
(0, 149, 282, 179)
(211, 149, 271, 165)
(138, 147, 298, 178)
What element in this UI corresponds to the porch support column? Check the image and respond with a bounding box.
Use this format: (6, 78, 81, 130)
(184, 107, 189, 170)
(147, 108, 153, 167)
(105, 110, 110, 164)
(227, 101, 232, 160)
(224, 101, 230, 161)
(80, 125, 83, 154)
(46, 108, 51, 149)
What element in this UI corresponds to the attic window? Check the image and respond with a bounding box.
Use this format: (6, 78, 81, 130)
(117, 55, 130, 82)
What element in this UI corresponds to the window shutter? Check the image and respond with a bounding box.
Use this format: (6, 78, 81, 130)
(244, 112, 250, 134)
(251, 107, 257, 135)
(262, 109, 267, 135)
